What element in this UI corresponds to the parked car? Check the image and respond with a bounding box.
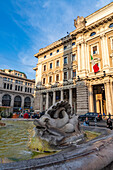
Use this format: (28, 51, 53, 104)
(78, 112, 102, 121)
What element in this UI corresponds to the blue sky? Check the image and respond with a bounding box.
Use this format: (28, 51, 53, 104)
(0, 0, 112, 79)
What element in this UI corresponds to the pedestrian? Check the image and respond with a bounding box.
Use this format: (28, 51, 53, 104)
(107, 118, 112, 130)
(109, 113, 111, 119)
(83, 117, 89, 126)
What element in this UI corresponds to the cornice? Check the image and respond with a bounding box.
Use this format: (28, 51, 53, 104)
(34, 10, 113, 58)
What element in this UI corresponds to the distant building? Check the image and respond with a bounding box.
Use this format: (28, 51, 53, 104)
(0, 69, 35, 113)
(34, 2, 113, 116)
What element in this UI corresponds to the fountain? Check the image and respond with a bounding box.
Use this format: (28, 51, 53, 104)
(30, 101, 84, 152)
(1, 101, 113, 169)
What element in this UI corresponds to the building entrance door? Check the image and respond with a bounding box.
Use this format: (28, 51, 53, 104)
(93, 84, 106, 114)
(96, 94, 103, 114)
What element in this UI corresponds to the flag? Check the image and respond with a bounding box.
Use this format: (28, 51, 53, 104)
(91, 55, 99, 73)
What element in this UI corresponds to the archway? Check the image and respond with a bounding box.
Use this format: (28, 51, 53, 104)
(14, 96, 21, 108)
(24, 97, 31, 109)
(2, 94, 11, 106)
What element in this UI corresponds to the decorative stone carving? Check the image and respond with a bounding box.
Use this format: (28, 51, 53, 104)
(74, 16, 86, 29)
(30, 101, 83, 152)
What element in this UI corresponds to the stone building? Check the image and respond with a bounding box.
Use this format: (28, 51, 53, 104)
(34, 2, 113, 116)
(0, 69, 35, 113)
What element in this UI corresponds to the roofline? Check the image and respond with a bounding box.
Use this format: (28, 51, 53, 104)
(0, 71, 35, 83)
(85, 1, 113, 19)
(34, 2, 113, 58)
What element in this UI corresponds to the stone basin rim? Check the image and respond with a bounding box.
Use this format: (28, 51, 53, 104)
(1, 126, 113, 170)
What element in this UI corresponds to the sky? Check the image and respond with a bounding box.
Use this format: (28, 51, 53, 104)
(0, 0, 112, 79)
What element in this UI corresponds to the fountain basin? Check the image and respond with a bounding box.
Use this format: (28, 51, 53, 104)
(1, 123, 113, 170)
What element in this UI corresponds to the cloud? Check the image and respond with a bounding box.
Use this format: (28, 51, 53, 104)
(9, 0, 78, 79)
(96, 0, 112, 8)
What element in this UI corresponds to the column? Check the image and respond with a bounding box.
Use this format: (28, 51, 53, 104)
(88, 85, 94, 112)
(105, 82, 112, 115)
(81, 43, 85, 70)
(69, 88, 72, 107)
(77, 44, 81, 72)
(110, 81, 113, 116)
(61, 89, 63, 101)
(21, 96, 24, 110)
(40, 93, 43, 112)
(86, 43, 90, 72)
(101, 35, 110, 68)
(11, 95, 14, 111)
(53, 91, 56, 105)
(46, 92, 49, 110)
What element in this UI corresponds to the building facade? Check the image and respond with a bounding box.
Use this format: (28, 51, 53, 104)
(0, 69, 35, 113)
(34, 2, 113, 116)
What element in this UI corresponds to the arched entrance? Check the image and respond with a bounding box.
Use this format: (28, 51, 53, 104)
(14, 96, 22, 112)
(24, 97, 31, 109)
(2, 94, 11, 106)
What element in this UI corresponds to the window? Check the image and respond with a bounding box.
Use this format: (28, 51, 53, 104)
(20, 74, 22, 77)
(28, 83, 30, 86)
(8, 78, 10, 82)
(18, 86, 20, 91)
(18, 74, 20, 76)
(25, 82, 27, 86)
(43, 78, 46, 84)
(4, 83, 6, 89)
(56, 60, 59, 67)
(64, 46, 67, 50)
(64, 72, 67, 80)
(15, 80, 18, 84)
(49, 76, 52, 83)
(44, 55, 46, 59)
(93, 46, 97, 55)
(21, 86, 23, 91)
(44, 65, 46, 71)
(73, 70, 76, 78)
(7, 84, 9, 89)
(64, 57, 67, 64)
(3, 77, 7, 81)
(50, 63, 52, 69)
(50, 52, 52, 56)
(72, 42, 75, 46)
(10, 84, 12, 90)
(11, 79, 13, 82)
(109, 23, 113, 28)
(72, 54, 76, 61)
(56, 74, 59, 82)
(30, 88, 32, 93)
(57, 49, 59, 53)
(15, 73, 17, 75)
(90, 32, 96, 36)
(28, 88, 29, 92)
(25, 87, 27, 92)
(15, 85, 17, 90)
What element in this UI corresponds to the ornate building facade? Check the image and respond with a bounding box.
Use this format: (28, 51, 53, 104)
(34, 2, 113, 115)
(0, 69, 35, 113)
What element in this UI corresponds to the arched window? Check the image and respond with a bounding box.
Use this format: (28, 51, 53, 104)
(2, 94, 11, 106)
(24, 97, 31, 109)
(109, 23, 113, 28)
(90, 32, 96, 36)
(14, 96, 21, 107)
